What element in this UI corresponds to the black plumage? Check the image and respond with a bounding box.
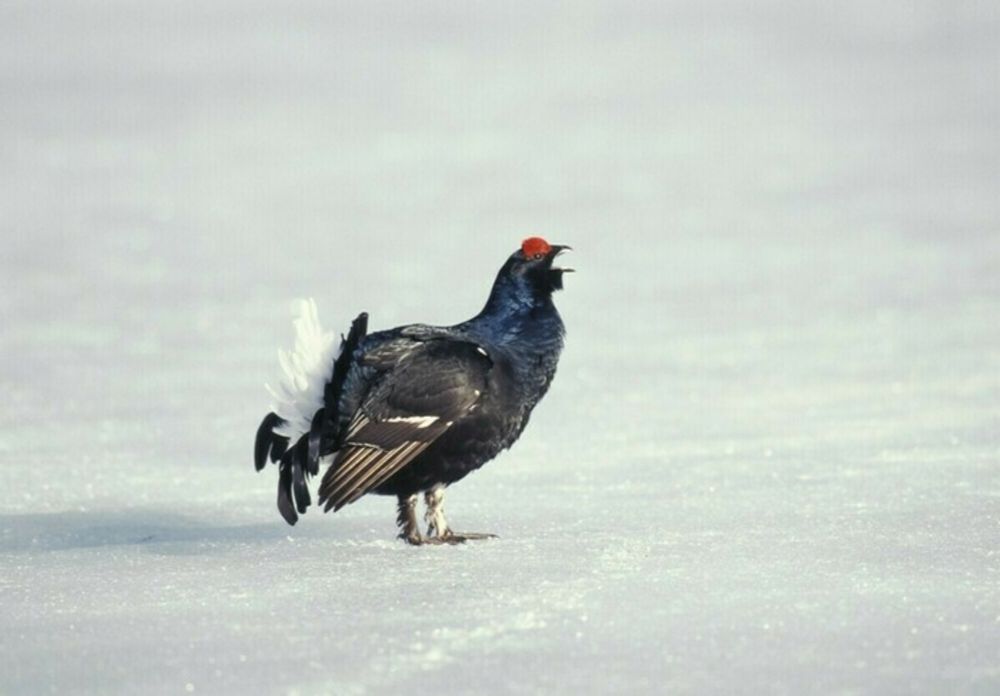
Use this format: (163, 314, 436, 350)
(254, 238, 571, 543)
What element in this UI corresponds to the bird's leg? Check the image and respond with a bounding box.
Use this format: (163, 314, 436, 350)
(424, 486, 451, 539)
(424, 487, 497, 544)
(396, 494, 424, 545)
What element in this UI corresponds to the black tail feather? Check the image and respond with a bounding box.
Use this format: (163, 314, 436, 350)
(307, 408, 325, 476)
(269, 435, 288, 463)
(322, 313, 368, 454)
(254, 412, 285, 472)
(292, 439, 311, 514)
(277, 460, 298, 525)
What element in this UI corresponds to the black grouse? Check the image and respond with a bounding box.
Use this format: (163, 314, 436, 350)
(253, 237, 572, 544)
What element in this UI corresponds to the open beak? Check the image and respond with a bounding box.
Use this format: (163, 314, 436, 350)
(545, 245, 574, 291)
(548, 245, 574, 273)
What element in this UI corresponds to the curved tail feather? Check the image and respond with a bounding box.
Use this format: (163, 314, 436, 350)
(254, 412, 288, 472)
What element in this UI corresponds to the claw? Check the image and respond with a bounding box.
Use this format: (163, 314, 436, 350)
(400, 531, 497, 545)
(421, 536, 464, 546)
(440, 531, 498, 543)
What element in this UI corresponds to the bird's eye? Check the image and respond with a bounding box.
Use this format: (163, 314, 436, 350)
(533, 253, 543, 260)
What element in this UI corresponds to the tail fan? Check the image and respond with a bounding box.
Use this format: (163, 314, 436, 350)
(254, 300, 368, 525)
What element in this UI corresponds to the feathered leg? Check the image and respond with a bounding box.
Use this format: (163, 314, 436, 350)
(424, 487, 497, 544)
(425, 486, 450, 538)
(396, 494, 423, 545)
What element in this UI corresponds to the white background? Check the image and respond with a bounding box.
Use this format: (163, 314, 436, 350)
(2, 1, 998, 693)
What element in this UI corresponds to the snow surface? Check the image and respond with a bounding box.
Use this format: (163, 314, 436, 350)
(2, 1, 999, 694)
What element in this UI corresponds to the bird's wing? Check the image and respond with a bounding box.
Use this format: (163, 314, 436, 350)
(317, 338, 492, 511)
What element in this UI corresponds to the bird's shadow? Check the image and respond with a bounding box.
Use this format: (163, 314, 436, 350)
(0, 508, 369, 555)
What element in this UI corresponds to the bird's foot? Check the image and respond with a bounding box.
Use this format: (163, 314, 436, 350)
(437, 531, 499, 544)
(401, 530, 497, 545)
(399, 531, 427, 546)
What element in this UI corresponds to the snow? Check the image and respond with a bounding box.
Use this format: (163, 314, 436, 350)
(1, 1, 999, 693)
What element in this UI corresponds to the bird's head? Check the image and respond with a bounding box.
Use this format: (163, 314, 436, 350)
(475, 236, 573, 326)
(504, 237, 574, 295)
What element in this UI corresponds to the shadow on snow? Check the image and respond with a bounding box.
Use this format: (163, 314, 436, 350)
(0, 508, 374, 554)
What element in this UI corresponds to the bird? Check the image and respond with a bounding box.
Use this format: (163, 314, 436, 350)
(253, 237, 572, 544)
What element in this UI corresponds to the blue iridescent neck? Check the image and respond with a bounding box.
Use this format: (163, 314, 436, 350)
(461, 265, 564, 349)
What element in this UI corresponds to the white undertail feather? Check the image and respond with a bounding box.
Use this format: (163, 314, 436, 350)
(266, 298, 340, 443)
